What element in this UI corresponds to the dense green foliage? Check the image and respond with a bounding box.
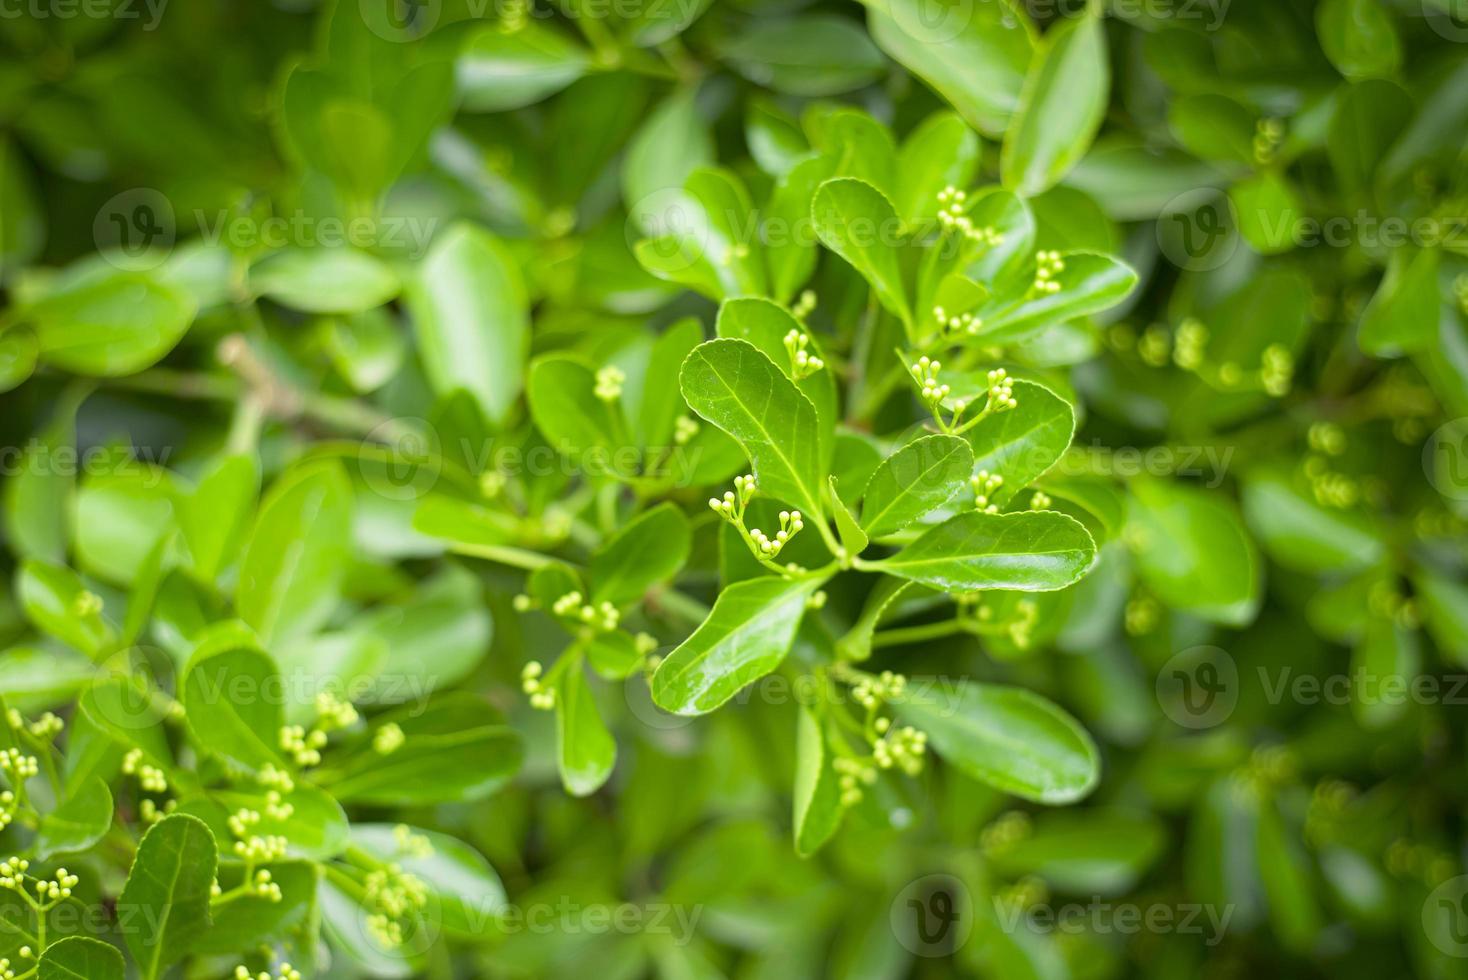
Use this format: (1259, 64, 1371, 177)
(2, 0, 1468, 976)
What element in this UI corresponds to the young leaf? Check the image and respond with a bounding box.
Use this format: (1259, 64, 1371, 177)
(793, 705, 843, 856)
(178, 453, 259, 584)
(718, 15, 885, 96)
(236, 460, 353, 645)
(864, 0, 1035, 137)
(964, 379, 1075, 507)
(811, 178, 911, 327)
(680, 339, 827, 518)
(38, 937, 124, 980)
(17, 560, 115, 657)
(872, 510, 1095, 593)
(248, 247, 400, 314)
(1001, 12, 1110, 196)
(829, 476, 869, 559)
(590, 502, 692, 606)
(119, 813, 218, 980)
(25, 271, 196, 376)
(895, 680, 1099, 803)
(182, 628, 283, 772)
(406, 222, 530, 429)
(859, 435, 974, 538)
(456, 22, 590, 112)
(652, 575, 823, 715)
(1127, 477, 1261, 626)
(557, 660, 617, 797)
(35, 776, 113, 859)
(527, 353, 625, 455)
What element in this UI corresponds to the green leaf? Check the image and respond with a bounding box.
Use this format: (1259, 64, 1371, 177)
(985, 809, 1165, 894)
(320, 307, 405, 393)
(25, 271, 195, 376)
(457, 21, 590, 112)
(1328, 80, 1413, 196)
(1317, 0, 1401, 79)
(764, 154, 838, 303)
(350, 824, 506, 937)
(835, 578, 913, 662)
(3, 389, 82, 563)
(719, 15, 885, 96)
(715, 296, 837, 456)
(73, 464, 178, 586)
(118, 814, 218, 980)
(1127, 477, 1260, 626)
(964, 379, 1075, 507)
(1416, 569, 1468, 667)
(248, 247, 400, 314)
(680, 339, 827, 518)
(37, 937, 124, 980)
(324, 694, 523, 805)
(210, 782, 350, 860)
(557, 660, 616, 797)
(976, 252, 1137, 345)
(181, 627, 283, 772)
(1002, 12, 1109, 196)
(859, 435, 973, 538)
(0, 326, 37, 393)
(1359, 247, 1441, 356)
(1351, 614, 1420, 730)
(865, 0, 1035, 137)
(17, 560, 115, 657)
(811, 178, 911, 327)
(406, 222, 530, 428)
(829, 476, 870, 559)
(178, 454, 259, 584)
(793, 705, 843, 856)
(527, 353, 624, 455)
(872, 510, 1095, 593)
(590, 503, 691, 605)
(183, 859, 316, 957)
(895, 111, 982, 226)
(357, 566, 492, 700)
(651, 575, 822, 716)
(1230, 172, 1304, 256)
(637, 167, 768, 300)
(35, 776, 113, 859)
(623, 88, 714, 228)
(895, 679, 1099, 803)
(1241, 467, 1385, 574)
(236, 460, 353, 645)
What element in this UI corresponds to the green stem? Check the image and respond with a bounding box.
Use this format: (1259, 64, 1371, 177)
(870, 618, 968, 649)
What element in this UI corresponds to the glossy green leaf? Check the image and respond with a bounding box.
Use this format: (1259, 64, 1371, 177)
(25, 271, 195, 376)
(590, 502, 691, 605)
(35, 776, 113, 859)
(859, 435, 973, 538)
(248, 247, 400, 314)
(652, 575, 822, 715)
(236, 460, 353, 645)
(680, 339, 827, 518)
(457, 22, 590, 112)
(719, 16, 884, 96)
(793, 705, 843, 856)
(895, 679, 1099, 803)
(811, 178, 911, 326)
(557, 660, 616, 797)
(37, 937, 124, 980)
(964, 380, 1075, 508)
(1002, 12, 1109, 196)
(872, 510, 1095, 593)
(118, 814, 217, 980)
(406, 222, 530, 428)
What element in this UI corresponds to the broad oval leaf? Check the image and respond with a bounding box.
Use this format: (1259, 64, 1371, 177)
(557, 661, 617, 797)
(590, 502, 692, 606)
(236, 460, 353, 645)
(811, 178, 911, 327)
(964, 379, 1075, 508)
(456, 22, 590, 112)
(248, 247, 400, 314)
(26, 271, 195, 377)
(680, 338, 827, 518)
(895, 679, 1099, 803)
(859, 435, 974, 538)
(651, 575, 822, 715)
(1002, 12, 1109, 196)
(38, 937, 124, 980)
(873, 510, 1096, 593)
(119, 813, 218, 980)
(406, 222, 530, 428)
